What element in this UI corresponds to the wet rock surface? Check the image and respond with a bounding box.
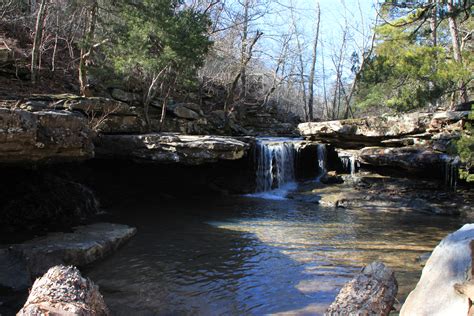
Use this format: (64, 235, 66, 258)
(95, 133, 250, 165)
(308, 172, 470, 216)
(18, 265, 109, 316)
(401, 224, 474, 316)
(327, 261, 398, 316)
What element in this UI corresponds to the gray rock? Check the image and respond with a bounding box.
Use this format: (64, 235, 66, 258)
(298, 112, 432, 148)
(173, 104, 201, 120)
(401, 224, 474, 316)
(11, 223, 136, 279)
(91, 114, 146, 134)
(327, 261, 398, 316)
(110, 88, 141, 104)
(95, 133, 249, 165)
(358, 146, 450, 172)
(0, 108, 94, 163)
(18, 265, 109, 316)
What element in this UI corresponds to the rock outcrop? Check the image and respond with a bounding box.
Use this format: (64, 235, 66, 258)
(326, 261, 398, 316)
(18, 265, 109, 316)
(358, 146, 452, 172)
(0, 108, 94, 163)
(300, 110, 471, 180)
(401, 223, 474, 316)
(95, 133, 249, 165)
(298, 112, 433, 148)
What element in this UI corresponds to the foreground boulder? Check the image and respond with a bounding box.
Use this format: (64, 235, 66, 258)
(0, 108, 94, 163)
(17, 265, 109, 316)
(95, 133, 249, 165)
(401, 223, 474, 316)
(326, 261, 398, 316)
(1, 223, 136, 288)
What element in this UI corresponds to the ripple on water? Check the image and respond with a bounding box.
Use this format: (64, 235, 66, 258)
(85, 193, 463, 315)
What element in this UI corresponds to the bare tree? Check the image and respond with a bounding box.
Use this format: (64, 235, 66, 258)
(447, 0, 468, 106)
(31, 0, 47, 84)
(307, 3, 320, 122)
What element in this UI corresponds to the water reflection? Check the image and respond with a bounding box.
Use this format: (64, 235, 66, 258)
(86, 187, 463, 315)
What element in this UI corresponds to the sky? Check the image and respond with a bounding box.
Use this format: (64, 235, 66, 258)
(249, 0, 378, 89)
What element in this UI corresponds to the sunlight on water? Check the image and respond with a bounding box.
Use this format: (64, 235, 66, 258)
(86, 189, 463, 316)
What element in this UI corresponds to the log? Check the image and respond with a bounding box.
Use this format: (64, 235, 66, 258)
(326, 261, 398, 316)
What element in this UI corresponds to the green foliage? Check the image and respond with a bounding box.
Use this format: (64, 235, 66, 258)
(105, 0, 212, 95)
(355, 5, 473, 113)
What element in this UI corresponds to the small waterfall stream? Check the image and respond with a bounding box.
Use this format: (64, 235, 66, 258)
(255, 138, 298, 192)
(443, 156, 459, 191)
(252, 138, 329, 198)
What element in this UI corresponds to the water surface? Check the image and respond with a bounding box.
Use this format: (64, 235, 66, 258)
(86, 184, 463, 315)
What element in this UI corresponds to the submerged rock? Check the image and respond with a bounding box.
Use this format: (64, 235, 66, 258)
(17, 265, 109, 316)
(326, 261, 398, 316)
(10, 223, 136, 280)
(0, 108, 94, 163)
(401, 224, 474, 316)
(95, 133, 249, 165)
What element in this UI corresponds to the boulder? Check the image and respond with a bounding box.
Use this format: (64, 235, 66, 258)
(18, 265, 109, 316)
(110, 88, 141, 104)
(95, 133, 249, 165)
(430, 111, 471, 130)
(298, 112, 432, 148)
(0, 172, 100, 232)
(172, 104, 201, 120)
(327, 261, 398, 316)
(0, 108, 94, 163)
(10, 223, 136, 279)
(358, 146, 451, 172)
(401, 224, 474, 316)
(91, 114, 146, 134)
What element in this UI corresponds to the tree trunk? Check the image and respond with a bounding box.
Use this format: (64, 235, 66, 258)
(430, 0, 437, 47)
(447, 0, 468, 106)
(239, 0, 250, 98)
(307, 4, 320, 122)
(79, 0, 98, 97)
(31, 0, 47, 85)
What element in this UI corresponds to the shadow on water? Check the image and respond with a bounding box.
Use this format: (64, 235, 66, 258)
(84, 185, 463, 316)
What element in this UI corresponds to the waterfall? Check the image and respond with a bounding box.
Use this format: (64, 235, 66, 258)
(339, 152, 359, 176)
(316, 144, 327, 180)
(444, 156, 459, 191)
(255, 138, 297, 192)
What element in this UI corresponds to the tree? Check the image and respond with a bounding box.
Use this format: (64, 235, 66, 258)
(106, 0, 212, 130)
(307, 3, 320, 122)
(355, 1, 472, 112)
(31, 0, 47, 84)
